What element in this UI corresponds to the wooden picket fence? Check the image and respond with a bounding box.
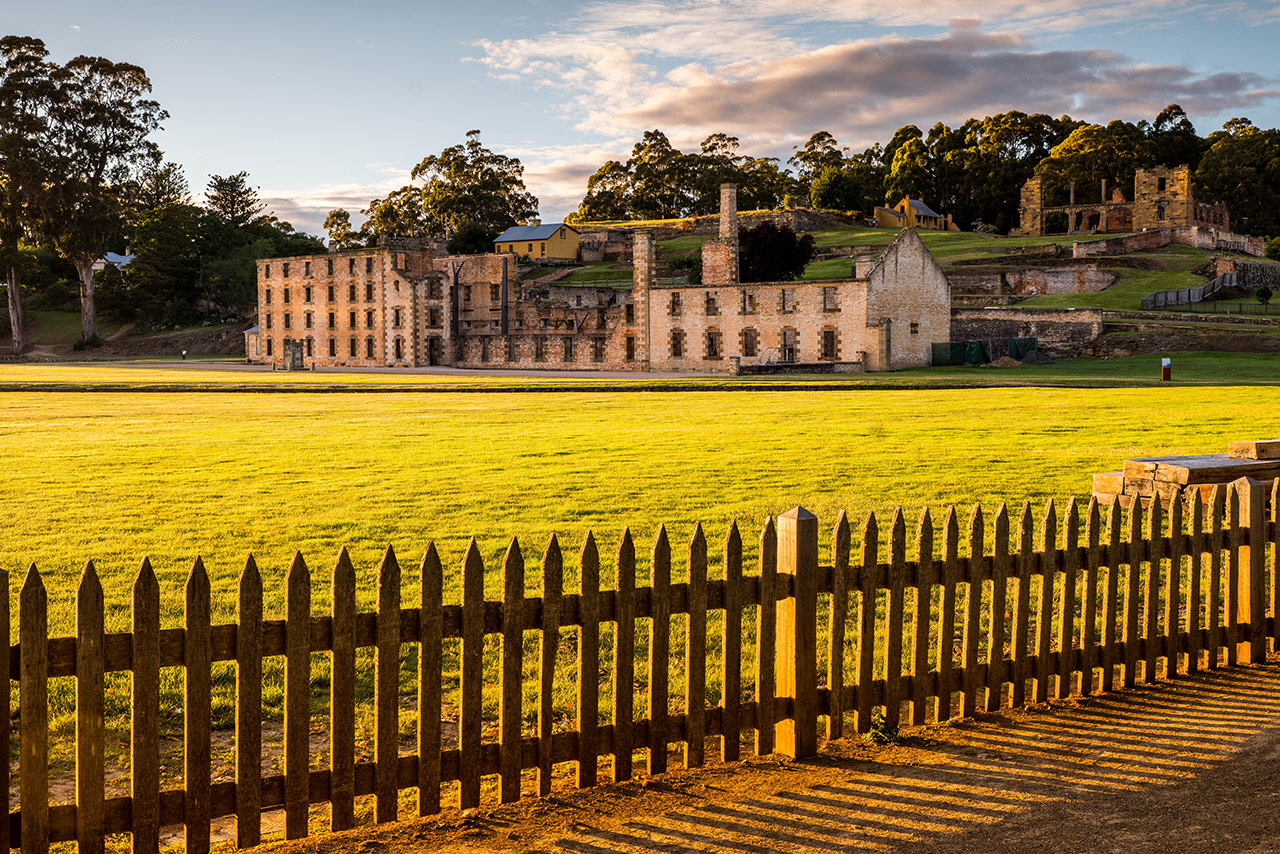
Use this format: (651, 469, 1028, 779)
(4, 479, 1278, 853)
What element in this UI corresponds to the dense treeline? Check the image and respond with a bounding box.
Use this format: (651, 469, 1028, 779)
(569, 106, 1280, 241)
(0, 36, 323, 353)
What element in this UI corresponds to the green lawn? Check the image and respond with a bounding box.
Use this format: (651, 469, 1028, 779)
(559, 261, 633, 285)
(4, 375, 1279, 777)
(1021, 245, 1213, 311)
(26, 310, 123, 351)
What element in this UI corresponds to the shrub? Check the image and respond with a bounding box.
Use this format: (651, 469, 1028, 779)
(738, 220, 815, 283)
(1266, 236, 1280, 261)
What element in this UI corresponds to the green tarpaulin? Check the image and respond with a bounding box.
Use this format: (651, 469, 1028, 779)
(932, 342, 966, 366)
(965, 340, 989, 365)
(1008, 337, 1038, 360)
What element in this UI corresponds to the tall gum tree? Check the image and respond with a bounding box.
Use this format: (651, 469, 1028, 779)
(42, 54, 166, 342)
(0, 36, 57, 354)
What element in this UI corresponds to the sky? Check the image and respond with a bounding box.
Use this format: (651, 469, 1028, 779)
(8, 0, 1278, 235)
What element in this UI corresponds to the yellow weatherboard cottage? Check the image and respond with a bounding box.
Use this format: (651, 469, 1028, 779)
(494, 220, 580, 260)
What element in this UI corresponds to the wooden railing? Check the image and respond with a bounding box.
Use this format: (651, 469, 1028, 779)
(5, 478, 1278, 853)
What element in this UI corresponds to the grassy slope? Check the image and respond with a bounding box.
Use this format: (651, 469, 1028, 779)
(27, 310, 123, 351)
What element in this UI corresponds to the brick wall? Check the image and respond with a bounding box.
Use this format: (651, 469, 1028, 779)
(864, 229, 952, 369)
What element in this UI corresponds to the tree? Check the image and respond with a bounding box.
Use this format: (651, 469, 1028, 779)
(40, 53, 167, 341)
(446, 220, 499, 255)
(738, 220, 814, 283)
(883, 135, 932, 203)
(362, 186, 432, 239)
(108, 202, 202, 322)
(410, 129, 538, 233)
(205, 171, 264, 228)
(1266, 237, 1280, 261)
(1034, 121, 1152, 206)
(323, 208, 367, 249)
(0, 35, 57, 353)
(788, 131, 845, 196)
(1257, 285, 1273, 306)
(133, 161, 189, 211)
(809, 166, 862, 211)
(1195, 119, 1280, 239)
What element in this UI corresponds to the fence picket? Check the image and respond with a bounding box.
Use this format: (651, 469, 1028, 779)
(76, 562, 105, 854)
(615, 530, 636, 778)
(755, 520, 777, 756)
(827, 512, 850, 739)
(459, 540, 485, 809)
(133, 560, 161, 854)
(578, 533, 600, 786)
(20, 565, 48, 854)
(1146, 497, 1163, 682)
(1058, 499, 1079, 698)
(885, 509, 907, 731)
(1208, 486, 1223, 669)
(684, 525, 707, 769)
(962, 505, 983, 717)
(419, 544, 443, 814)
(1082, 501, 1101, 695)
(1272, 479, 1280, 648)
(331, 549, 356, 830)
(376, 547, 402, 822)
(938, 507, 958, 720)
(537, 536, 562, 796)
(1035, 501, 1056, 704)
(1102, 503, 1121, 692)
(1226, 487, 1241, 667)
(0, 569, 7, 853)
(185, 558, 212, 854)
(284, 552, 311, 839)
(1123, 503, 1142, 688)
(721, 523, 742, 762)
(649, 527, 671, 774)
(1188, 491, 1204, 674)
(988, 505, 1009, 711)
(1011, 503, 1033, 707)
(1167, 491, 1184, 679)
(856, 512, 879, 732)
(912, 509, 935, 725)
(500, 538, 525, 804)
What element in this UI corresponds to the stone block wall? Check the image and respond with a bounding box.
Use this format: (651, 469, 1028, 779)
(950, 307, 1104, 358)
(865, 229, 952, 369)
(946, 265, 1117, 297)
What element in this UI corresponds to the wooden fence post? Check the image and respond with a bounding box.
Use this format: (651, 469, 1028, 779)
(20, 565, 49, 854)
(1235, 478, 1267, 664)
(776, 507, 818, 759)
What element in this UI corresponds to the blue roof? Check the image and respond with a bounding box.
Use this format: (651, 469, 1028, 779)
(103, 251, 134, 267)
(907, 199, 943, 219)
(494, 223, 575, 243)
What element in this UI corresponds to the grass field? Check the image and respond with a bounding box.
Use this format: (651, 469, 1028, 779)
(5, 366, 1279, 778)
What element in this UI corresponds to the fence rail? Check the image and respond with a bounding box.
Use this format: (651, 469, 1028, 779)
(5, 479, 1279, 852)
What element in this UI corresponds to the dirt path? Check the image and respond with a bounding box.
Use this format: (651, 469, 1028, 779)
(254, 660, 1280, 853)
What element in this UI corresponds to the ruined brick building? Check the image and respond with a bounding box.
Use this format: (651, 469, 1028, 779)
(246, 185, 950, 373)
(1012, 165, 1230, 237)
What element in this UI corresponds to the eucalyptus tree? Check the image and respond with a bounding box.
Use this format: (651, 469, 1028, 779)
(41, 53, 166, 341)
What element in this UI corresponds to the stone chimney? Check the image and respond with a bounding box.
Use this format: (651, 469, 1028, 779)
(719, 183, 738, 240)
(854, 254, 876, 279)
(528, 219, 542, 227)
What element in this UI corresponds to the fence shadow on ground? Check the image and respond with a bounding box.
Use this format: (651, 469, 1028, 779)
(555, 663, 1280, 853)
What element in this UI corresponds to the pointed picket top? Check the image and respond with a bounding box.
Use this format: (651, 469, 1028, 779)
(618, 527, 635, 563)
(1043, 497, 1057, 532)
(463, 537, 484, 576)
(724, 520, 741, 553)
(1066, 497, 1080, 545)
(917, 506, 933, 546)
(653, 524, 670, 556)
(543, 533, 562, 575)
(1106, 497, 1121, 543)
(944, 505, 959, 550)
(286, 551, 307, 585)
(379, 544, 399, 582)
(689, 522, 705, 553)
(967, 504, 983, 558)
(1191, 485, 1205, 525)
(834, 510, 850, 554)
(78, 559, 102, 596)
(135, 556, 158, 597)
(1209, 484, 1223, 526)
(22, 563, 43, 597)
(241, 553, 261, 588)
(332, 547, 354, 588)
(1148, 486, 1163, 536)
(504, 536, 523, 572)
(995, 503, 1010, 540)
(891, 507, 906, 550)
(188, 556, 209, 592)
(862, 509, 879, 543)
(1086, 497, 1099, 535)
(1019, 500, 1033, 531)
(1169, 487, 1184, 531)
(581, 530, 599, 567)
(422, 541, 440, 574)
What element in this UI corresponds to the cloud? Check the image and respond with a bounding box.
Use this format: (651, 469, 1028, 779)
(68, 24, 80, 31)
(467, 5, 1276, 211)
(260, 169, 411, 236)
